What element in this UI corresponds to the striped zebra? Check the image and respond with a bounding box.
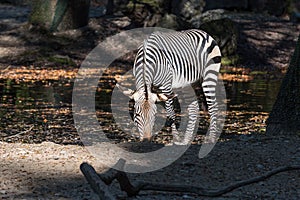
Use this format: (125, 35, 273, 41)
(117, 29, 221, 144)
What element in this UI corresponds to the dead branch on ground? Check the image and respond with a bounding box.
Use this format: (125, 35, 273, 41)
(80, 159, 300, 199)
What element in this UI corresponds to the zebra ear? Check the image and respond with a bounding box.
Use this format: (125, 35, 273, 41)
(116, 83, 135, 99)
(156, 93, 168, 102)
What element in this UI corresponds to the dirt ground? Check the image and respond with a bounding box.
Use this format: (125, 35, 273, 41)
(0, 3, 300, 200)
(0, 4, 300, 71)
(1, 134, 299, 199)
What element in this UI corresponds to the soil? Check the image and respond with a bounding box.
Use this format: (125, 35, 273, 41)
(0, 4, 300, 72)
(1, 134, 299, 199)
(0, 3, 300, 200)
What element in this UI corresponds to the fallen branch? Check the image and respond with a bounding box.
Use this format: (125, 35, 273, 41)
(4, 125, 34, 139)
(80, 162, 116, 200)
(209, 165, 300, 196)
(81, 160, 300, 199)
(135, 165, 300, 197)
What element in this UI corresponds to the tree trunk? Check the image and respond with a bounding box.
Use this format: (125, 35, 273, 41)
(106, 0, 114, 15)
(29, 0, 90, 32)
(266, 34, 300, 135)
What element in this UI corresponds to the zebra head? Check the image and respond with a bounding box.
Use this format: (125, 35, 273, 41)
(116, 84, 168, 141)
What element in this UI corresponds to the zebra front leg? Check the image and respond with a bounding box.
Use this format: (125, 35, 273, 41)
(165, 98, 199, 145)
(164, 99, 181, 144)
(171, 101, 199, 145)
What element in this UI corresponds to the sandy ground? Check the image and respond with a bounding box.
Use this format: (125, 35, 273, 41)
(1, 134, 299, 199)
(0, 3, 300, 200)
(0, 142, 100, 199)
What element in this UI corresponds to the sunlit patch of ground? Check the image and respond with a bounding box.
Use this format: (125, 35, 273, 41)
(0, 66, 77, 82)
(0, 65, 280, 88)
(0, 65, 274, 145)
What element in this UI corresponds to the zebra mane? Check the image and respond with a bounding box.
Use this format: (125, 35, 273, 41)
(143, 39, 148, 100)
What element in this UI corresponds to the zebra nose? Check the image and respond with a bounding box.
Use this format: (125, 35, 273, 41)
(142, 135, 152, 143)
(142, 138, 151, 143)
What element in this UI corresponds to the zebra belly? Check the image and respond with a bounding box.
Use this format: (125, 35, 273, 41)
(170, 68, 200, 88)
(171, 78, 196, 89)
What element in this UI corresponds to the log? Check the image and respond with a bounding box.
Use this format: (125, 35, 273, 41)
(80, 162, 116, 200)
(81, 158, 300, 198)
(111, 165, 300, 197)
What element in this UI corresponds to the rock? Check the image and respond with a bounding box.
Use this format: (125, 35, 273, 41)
(191, 8, 227, 26)
(265, 0, 287, 16)
(202, 18, 238, 57)
(248, 0, 267, 12)
(256, 164, 264, 169)
(290, 5, 300, 22)
(157, 14, 179, 29)
(204, 0, 248, 11)
(171, 0, 205, 20)
(0, 0, 26, 5)
(118, 0, 167, 27)
(202, 0, 287, 16)
(169, 0, 205, 29)
(290, 12, 300, 23)
(248, 0, 288, 16)
(145, 13, 163, 27)
(113, 0, 130, 14)
(89, 6, 106, 18)
(191, 9, 239, 57)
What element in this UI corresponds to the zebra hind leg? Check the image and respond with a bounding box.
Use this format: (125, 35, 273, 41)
(202, 81, 219, 143)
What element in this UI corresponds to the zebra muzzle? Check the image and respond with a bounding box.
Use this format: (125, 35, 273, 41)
(142, 137, 152, 143)
(141, 131, 153, 142)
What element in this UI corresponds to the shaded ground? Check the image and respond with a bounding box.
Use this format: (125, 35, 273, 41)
(0, 3, 119, 69)
(0, 3, 300, 200)
(1, 134, 299, 199)
(0, 4, 299, 72)
(234, 14, 300, 72)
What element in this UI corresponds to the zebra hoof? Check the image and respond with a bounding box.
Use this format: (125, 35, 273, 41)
(203, 137, 217, 144)
(174, 141, 189, 146)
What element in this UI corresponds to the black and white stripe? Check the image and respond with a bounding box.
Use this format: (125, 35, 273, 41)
(132, 29, 221, 143)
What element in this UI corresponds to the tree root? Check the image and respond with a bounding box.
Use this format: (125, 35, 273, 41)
(80, 159, 300, 199)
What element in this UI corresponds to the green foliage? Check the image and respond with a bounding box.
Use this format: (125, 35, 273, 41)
(126, 0, 165, 13)
(130, 0, 162, 8)
(286, 0, 298, 14)
(221, 55, 240, 66)
(29, 0, 53, 26)
(249, 71, 268, 76)
(47, 55, 75, 66)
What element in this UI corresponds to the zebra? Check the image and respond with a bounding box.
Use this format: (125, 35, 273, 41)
(117, 29, 221, 144)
